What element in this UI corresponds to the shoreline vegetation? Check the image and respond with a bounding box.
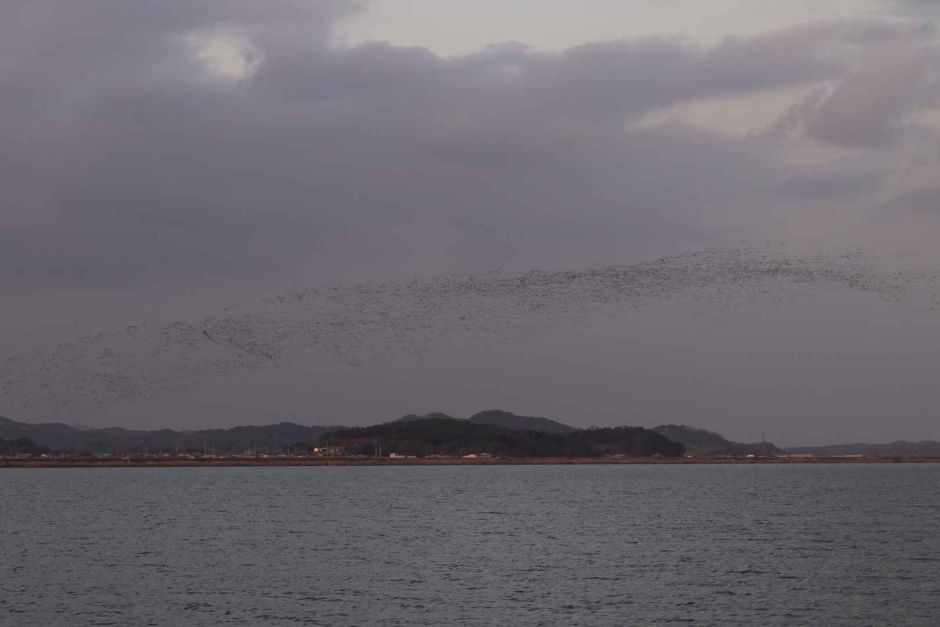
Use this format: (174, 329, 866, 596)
(3, 456, 939, 469)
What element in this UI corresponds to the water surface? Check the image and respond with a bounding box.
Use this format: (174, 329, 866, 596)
(2, 465, 938, 625)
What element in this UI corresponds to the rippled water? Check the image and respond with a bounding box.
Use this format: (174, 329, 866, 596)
(2, 465, 939, 626)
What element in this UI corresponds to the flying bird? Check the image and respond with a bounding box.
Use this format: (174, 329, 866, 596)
(2, 247, 937, 421)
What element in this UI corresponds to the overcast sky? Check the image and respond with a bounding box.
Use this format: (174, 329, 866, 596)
(3, 1, 940, 444)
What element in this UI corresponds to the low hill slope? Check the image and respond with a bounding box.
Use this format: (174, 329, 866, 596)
(1, 415, 87, 450)
(653, 424, 782, 456)
(0, 415, 331, 455)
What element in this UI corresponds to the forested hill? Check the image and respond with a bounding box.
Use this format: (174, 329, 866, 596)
(394, 410, 576, 433)
(322, 417, 684, 457)
(0, 436, 49, 456)
(394, 412, 458, 423)
(467, 410, 576, 434)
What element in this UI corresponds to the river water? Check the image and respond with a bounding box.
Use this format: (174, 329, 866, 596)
(2, 464, 938, 625)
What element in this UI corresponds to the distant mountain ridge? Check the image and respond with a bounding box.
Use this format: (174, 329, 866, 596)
(0, 410, 629, 456)
(5, 413, 937, 458)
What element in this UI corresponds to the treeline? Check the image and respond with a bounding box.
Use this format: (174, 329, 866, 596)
(318, 417, 685, 457)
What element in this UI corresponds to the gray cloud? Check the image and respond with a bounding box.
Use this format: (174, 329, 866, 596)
(774, 172, 885, 200)
(879, 186, 940, 214)
(806, 48, 932, 147)
(4, 5, 935, 295)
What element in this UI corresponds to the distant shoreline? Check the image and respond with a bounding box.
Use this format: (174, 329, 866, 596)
(3, 456, 939, 469)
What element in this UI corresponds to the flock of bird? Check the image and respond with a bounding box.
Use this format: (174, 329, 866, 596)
(2, 246, 938, 421)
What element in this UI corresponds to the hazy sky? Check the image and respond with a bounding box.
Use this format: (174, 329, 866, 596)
(3, 1, 940, 444)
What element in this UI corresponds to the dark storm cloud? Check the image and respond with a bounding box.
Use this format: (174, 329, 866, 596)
(3, 2, 936, 295)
